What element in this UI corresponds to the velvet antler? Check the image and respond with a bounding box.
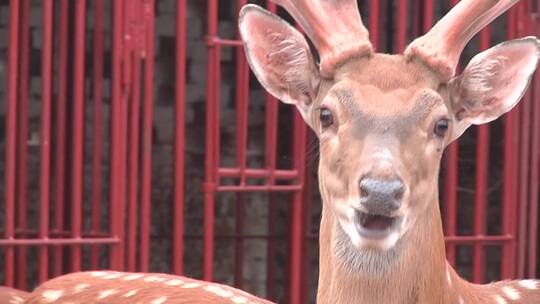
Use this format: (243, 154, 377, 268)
(272, 0, 372, 77)
(405, 0, 519, 81)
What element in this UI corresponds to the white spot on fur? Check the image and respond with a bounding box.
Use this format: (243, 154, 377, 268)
(458, 296, 465, 304)
(502, 286, 520, 300)
(493, 295, 507, 304)
(122, 273, 145, 280)
(9, 297, 24, 304)
(231, 296, 248, 303)
(41, 290, 64, 302)
(204, 284, 233, 297)
(446, 267, 452, 286)
(122, 289, 138, 297)
(181, 282, 201, 288)
(151, 296, 168, 304)
(144, 275, 166, 283)
(73, 283, 91, 293)
(103, 272, 123, 279)
(164, 279, 184, 286)
(98, 289, 117, 299)
(90, 271, 109, 277)
(518, 279, 539, 290)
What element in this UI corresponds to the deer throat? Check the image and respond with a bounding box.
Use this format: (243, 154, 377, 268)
(318, 199, 449, 304)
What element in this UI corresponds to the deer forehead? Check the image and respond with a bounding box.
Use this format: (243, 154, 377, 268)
(335, 54, 438, 90)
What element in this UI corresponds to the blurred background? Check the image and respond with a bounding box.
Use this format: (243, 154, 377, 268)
(0, 1, 539, 303)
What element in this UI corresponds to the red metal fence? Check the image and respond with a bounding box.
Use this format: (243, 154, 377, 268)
(0, 1, 539, 304)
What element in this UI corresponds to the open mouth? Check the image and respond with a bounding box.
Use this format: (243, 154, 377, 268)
(353, 210, 400, 239)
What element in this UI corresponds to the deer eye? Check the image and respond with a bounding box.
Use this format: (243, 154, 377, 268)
(319, 107, 334, 128)
(433, 119, 449, 137)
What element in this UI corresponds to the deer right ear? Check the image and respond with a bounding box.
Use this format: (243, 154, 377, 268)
(239, 5, 320, 110)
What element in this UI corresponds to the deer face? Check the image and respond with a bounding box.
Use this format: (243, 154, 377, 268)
(239, 2, 539, 258)
(313, 55, 447, 252)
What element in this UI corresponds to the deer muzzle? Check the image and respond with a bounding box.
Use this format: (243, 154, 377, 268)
(352, 175, 405, 240)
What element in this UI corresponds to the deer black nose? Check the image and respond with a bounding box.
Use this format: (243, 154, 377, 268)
(359, 177, 404, 215)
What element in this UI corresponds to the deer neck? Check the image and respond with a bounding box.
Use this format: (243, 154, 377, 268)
(317, 192, 454, 304)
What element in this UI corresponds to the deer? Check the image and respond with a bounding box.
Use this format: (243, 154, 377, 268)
(237, 0, 540, 303)
(0, 286, 28, 304)
(22, 271, 274, 303)
(12, 0, 540, 304)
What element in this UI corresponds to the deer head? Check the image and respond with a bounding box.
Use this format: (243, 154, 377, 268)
(239, 1, 540, 302)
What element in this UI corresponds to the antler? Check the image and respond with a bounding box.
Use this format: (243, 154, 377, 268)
(272, 0, 372, 77)
(404, 0, 519, 81)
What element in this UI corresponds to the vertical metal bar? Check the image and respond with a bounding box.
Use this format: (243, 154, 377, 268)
(90, 0, 105, 270)
(110, 0, 125, 270)
(53, 0, 69, 276)
(140, 0, 155, 272)
(235, 0, 248, 184)
(516, 1, 531, 279)
(118, 0, 132, 272)
(4, 0, 21, 287)
(527, 2, 540, 278)
(234, 0, 249, 288)
(264, 4, 278, 297)
(290, 17, 308, 304)
(472, 28, 491, 284)
(444, 0, 460, 268)
(423, 0, 433, 31)
(501, 6, 518, 279)
(288, 112, 307, 304)
(173, 0, 187, 276)
(395, 0, 408, 52)
(369, 0, 380, 51)
(126, 0, 140, 273)
(71, 0, 86, 272)
(301, 133, 315, 304)
(204, 0, 219, 282)
(38, 0, 54, 283)
(528, 57, 540, 279)
(127, 48, 142, 273)
(15, 0, 30, 289)
(411, 0, 421, 38)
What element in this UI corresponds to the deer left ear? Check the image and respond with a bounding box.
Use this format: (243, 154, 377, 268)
(448, 37, 540, 138)
(238, 5, 320, 111)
